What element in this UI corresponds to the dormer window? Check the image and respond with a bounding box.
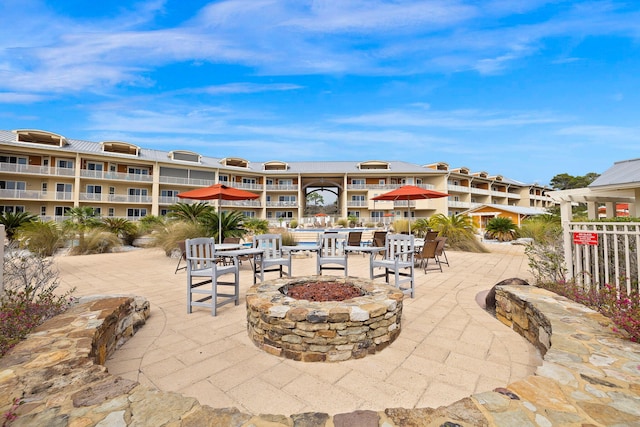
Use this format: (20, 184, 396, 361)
(263, 161, 289, 171)
(358, 160, 390, 170)
(220, 157, 249, 168)
(13, 129, 68, 147)
(100, 141, 140, 156)
(169, 150, 201, 163)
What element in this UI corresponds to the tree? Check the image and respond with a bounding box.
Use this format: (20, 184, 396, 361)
(485, 217, 517, 242)
(167, 202, 214, 223)
(0, 211, 37, 242)
(307, 192, 324, 206)
(550, 172, 600, 190)
(63, 207, 101, 248)
(429, 214, 488, 253)
(201, 210, 248, 242)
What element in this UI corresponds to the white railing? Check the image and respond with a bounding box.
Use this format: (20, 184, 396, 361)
(346, 183, 435, 191)
(79, 170, 153, 182)
(265, 185, 298, 191)
(158, 176, 215, 186)
(220, 200, 261, 208)
(566, 222, 640, 294)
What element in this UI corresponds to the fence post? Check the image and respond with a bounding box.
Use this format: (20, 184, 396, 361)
(0, 224, 4, 293)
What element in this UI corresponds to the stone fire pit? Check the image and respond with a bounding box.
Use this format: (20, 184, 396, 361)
(246, 275, 404, 362)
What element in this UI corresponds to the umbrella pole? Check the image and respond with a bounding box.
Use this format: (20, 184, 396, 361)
(218, 197, 222, 244)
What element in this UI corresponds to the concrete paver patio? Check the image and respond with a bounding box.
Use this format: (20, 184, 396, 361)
(54, 243, 542, 416)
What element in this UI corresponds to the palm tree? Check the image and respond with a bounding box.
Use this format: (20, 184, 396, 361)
(0, 211, 37, 242)
(167, 202, 214, 224)
(101, 217, 138, 245)
(201, 210, 248, 242)
(485, 217, 517, 242)
(429, 213, 488, 253)
(63, 207, 102, 247)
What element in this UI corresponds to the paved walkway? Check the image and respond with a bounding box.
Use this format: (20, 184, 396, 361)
(54, 243, 542, 416)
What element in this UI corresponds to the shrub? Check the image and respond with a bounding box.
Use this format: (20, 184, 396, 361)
(152, 220, 208, 256)
(537, 281, 640, 343)
(289, 219, 298, 229)
(429, 214, 488, 253)
(336, 218, 349, 228)
(101, 217, 139, 245)
(68, 229, 122, 255)
(15, 220, 67, 257)
(392, 219, 409, 233)
(485, 217, 518, 242)
(281, 231, 298, 246)
(1, 248, 75, 357)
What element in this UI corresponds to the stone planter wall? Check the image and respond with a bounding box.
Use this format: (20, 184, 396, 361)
(246, 275, 404, 362)
(1, 285, 639, 425)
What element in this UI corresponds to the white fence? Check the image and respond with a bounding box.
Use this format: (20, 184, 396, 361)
(566, 222, 640, 293)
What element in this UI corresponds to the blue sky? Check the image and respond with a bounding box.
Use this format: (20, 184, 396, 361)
(1, 1, 639, 186)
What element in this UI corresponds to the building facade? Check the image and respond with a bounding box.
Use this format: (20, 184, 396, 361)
(0, 129, 555, 224)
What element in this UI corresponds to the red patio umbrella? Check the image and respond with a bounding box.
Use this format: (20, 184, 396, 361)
(177, 184, 259, 243)
(372, 185, 449, 233)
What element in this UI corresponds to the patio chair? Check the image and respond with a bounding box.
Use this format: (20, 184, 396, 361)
(253, 234, 292, 284)
(435, 237, 450, 266)
(371, 231, 387, 258)
(185, 237, 239, 316)
(416, 240, 442, 273)
(347, 231, 364, 256)
(370, 233, 415, 298)
(174, 240, 187, 274)
(425, 230, 439, 241)
(316, 232, 348, 276)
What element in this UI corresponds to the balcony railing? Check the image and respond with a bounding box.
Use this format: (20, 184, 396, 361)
(78, 193, 153, 203)
(346, 200, 368, 207)
(220, 200, 261, 208)
(346, 183, 435, 191)
(158, 176, 215, 186)
(265, 201, 297, 208)
(79, 170, 153, 182)
(265, 184, 298, 191)
(0, 163, 76, 177)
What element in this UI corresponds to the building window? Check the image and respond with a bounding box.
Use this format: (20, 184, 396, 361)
(351, 195, 365, 201)
(57, 159, 73, 168)
(347, 211, 360, 218)
(0, 205, 25, 213)
(128, 188, 148, 196)
(266, 179, 274, 185)
(242, 211, 256, 218)
(108, 208, 115, 216)
(127, 208, 147, 218)
(160, 189, 179, 197)
(56, 183, 72, 192)
(0, 155, 27, 165)
(109, 187, 115, 195)
(0, 181, 26, 190)
(278, 195, 296, 203)
(276, 211, 293, 218)
(160, 208, 169, 216)
(128, 167, 149, 175)
(219, 174, 229, 182)
(40, 206, 46, 216)
(242, 178, 257, 184)
(278, 179, 293, 186)
(86, 185, 102, 194)
(351, 179, 365, 186)
(87, 162, 103, 171)
(42, 183, 48, 193)
(55, 206, 71, 216)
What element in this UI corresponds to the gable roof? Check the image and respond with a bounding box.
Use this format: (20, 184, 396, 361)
(590, 158, 640, 189)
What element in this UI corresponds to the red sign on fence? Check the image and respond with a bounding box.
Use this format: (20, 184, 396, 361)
(573, 232, 598, 245)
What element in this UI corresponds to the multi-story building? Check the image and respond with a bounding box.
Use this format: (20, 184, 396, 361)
(0, 129, 555, 224)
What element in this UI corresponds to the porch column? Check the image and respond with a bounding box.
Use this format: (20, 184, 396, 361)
(605, 201, 616, 218)
(560, 200, 574, 280)
(586, 201, 598, 220)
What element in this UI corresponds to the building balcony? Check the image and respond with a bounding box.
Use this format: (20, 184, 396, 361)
(79, 193, 153, 204)
(230, 182, 263, 191)
(80, 169, 153, 182)
(0, 163, 75, 177)
(346, 183, 435, 191)
(469, 187, 490, 195)
(265, 201, 297, 208)
(346, 200, 368, 207)
(265, 184, 298, 191)
(447, 184, 470, 193)
(158, 176, 215, 186)
(220, 200, 261, 208)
